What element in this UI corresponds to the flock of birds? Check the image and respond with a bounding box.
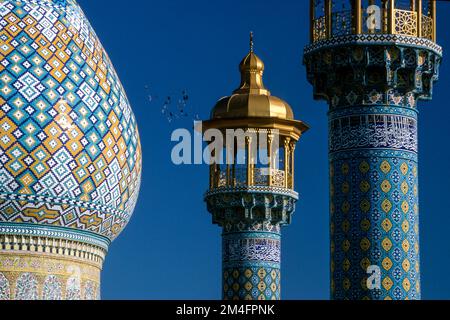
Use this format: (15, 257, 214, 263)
(144, 85, 200, 124)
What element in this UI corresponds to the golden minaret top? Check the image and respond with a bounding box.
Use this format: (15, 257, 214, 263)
(210, 33, 303, 123)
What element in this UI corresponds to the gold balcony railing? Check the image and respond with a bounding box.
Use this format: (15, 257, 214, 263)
(310, 0, 436, 43)
(208, 136, 297, 191)
(394, 9, 418, 36)
(422, 14, 433, 40)
(313, 15, 327, 42)
(211, 167, 293, 190)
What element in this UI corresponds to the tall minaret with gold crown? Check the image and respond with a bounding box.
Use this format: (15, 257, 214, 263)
(304, 0, 442, 300)
(202, 34, 309, 300)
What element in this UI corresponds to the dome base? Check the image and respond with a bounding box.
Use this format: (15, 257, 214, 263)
(0, 234, 105, 300)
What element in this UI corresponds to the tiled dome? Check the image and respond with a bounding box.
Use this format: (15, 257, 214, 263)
(0, 0, 142, 242)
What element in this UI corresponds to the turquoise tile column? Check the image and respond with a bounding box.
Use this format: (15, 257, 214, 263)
(222, 222, 281, 300)
(304, 35, 442, 299)
(329, 104, 420, 299)
(205, 189, 297, 300)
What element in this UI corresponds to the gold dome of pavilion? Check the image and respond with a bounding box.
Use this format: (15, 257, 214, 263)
(211, 34, 295, 121)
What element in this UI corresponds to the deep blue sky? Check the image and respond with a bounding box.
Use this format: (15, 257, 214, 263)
(78, 0, 450, 299)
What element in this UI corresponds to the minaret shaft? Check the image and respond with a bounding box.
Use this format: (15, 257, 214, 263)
(304, 37, 441, 299)
(222, 222, 281, 300)
(304, 0, 442, 300)
(329, 102, 420, 299)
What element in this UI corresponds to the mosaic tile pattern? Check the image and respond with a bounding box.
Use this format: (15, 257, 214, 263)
(66, 275, 81, 300)
(328, 100, 422, 300)
(0, 0, 142, 240)
(223, 266, 280, 301)
(330, 147, 420, 300)
(15, 272, 38, 300)
(206, 186, 294, 300)
(0, 271, 10, 299)
(222, 223, 281, 300)
(304, 26, 442, 298)
(0, 252, 101, 300)
(42, 274, 62, 300)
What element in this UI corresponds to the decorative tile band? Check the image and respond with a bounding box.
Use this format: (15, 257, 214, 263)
(329, 105, 419, 119)
(330, 149, 418, 163)
(0, 222, 110, 250)
(0, 233, 107, 267)
(0, 193, 127, 218)
(304, 34, 443, 56)
(329, 114, 418, 154)
(223, 232, 281, 266)
(205, 186, 299, 200)
(223, 221, 281, 234)
(0, 252, 101, 300)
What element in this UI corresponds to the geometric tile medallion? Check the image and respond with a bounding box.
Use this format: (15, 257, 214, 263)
(0, 0, 142, 241)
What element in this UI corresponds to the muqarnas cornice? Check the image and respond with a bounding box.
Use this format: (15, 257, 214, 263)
(303, 36, 442, 108)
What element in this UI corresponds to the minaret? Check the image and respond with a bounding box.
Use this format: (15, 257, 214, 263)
(203, 34, 309, 300)
(304, 0, 442, 300)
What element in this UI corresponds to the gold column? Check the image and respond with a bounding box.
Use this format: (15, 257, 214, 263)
(354, 0, 362, 34)
(325, 0, 332, 38)
(290, 141, 296, 189)
(209, 147, 215, 189)
(209, 165, 213, 189)
(431, 0, 436, 41)
(214, 164, 220, 188)
(417, 0, 422, 38)
(246, 136, 253, 186)
(310, 0, 315, 42)
(284, 137, 290, 188)
(389, 0, 395, 34)
(232, 144, 236, 187)
(267, 132, 273, 187)
(410, 0, 416, 11)
(382, 0, 389, 33)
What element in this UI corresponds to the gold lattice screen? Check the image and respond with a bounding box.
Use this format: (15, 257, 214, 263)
(310, 0, 436, 42)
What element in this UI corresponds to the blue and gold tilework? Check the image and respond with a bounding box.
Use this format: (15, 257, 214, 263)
(0, 0, 142, 241)
(304, 25, 442, 298)
(222, 222, 281, 300)
(205, 189, 297, 300)
(330, 148, 420, 300)
(327, 98, 423, 300)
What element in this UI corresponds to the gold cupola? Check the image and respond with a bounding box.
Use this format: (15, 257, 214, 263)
(210, 33, 297, 124)
(206, 33, 307, 140)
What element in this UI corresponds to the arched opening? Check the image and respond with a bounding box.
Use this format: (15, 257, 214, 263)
(208, 130, 296, 190)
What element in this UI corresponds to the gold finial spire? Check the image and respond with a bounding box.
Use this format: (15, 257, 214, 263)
(234, 33, 267, 95)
